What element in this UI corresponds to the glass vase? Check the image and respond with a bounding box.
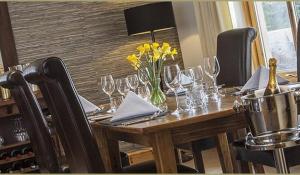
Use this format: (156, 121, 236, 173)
(150, 78, 167, 111)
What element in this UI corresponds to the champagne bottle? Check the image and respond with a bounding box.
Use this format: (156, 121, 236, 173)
(264, 58, 281, 96)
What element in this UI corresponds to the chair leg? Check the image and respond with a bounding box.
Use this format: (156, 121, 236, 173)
(177, 149, 183, 164)
(253, 163, 265, 173)
(239, 161, 251, 173)
(191, 141, 205, 173)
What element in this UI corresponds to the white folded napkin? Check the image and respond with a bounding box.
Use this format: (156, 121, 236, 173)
(241, 66, 289, 92)
(180, 74, 193, 85)
(78, 95, 101, 114)
(110, 91, 159, 123)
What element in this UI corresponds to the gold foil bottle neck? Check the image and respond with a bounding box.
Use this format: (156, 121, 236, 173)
(269, 58, 277, 67)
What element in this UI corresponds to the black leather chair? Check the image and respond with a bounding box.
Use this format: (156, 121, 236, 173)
(217, 27, 257, 87)
(0, 70, 60, 173)
(23, 57, 196, 173)
(233, 140, 300, 173)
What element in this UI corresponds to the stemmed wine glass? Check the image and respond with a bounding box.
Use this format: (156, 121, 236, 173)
(179, 69, 195, 91)
(100, 75, 115, 113)
(164, 64, 182, 115)
(138, 68, 150, 99)
(138, 68, 150, 86)
(127, 74, 139, 93)
(204, 56, 221, 101)
(116, 78, 130, 97)
(204, 56, 220, 86)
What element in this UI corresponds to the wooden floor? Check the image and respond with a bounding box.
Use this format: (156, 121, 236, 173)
(183, 148, 300, 173)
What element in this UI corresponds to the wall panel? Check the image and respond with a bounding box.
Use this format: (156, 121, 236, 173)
(8, 2, 183, 104)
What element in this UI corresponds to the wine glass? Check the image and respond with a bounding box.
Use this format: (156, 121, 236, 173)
(179, 69, 195, 91)
(192, 65, 207, 102)
(137, 86, 150, 101)
(204, 56, 220, 86)
(138, 68, 151, 98)
(164, 64, 182, 115)
(100, 75, 115, 113)
(111, 96, 124, 111)
(116, 78, 130, 96)
(138, 68, 150, 86)
(192, 65, 204, 86)
(127, 74, 139, 93)
(204, 56, 221, 101)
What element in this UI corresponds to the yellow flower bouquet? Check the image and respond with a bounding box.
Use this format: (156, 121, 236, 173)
(127, 42, 177, 107)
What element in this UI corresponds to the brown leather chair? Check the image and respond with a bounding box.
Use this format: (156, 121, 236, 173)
(0, 70, 60, 173)
(23, 57, 197, 173)
(217, 27, 257, 87)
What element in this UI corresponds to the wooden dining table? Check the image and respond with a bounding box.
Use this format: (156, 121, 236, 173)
(91, 95, 248, 173)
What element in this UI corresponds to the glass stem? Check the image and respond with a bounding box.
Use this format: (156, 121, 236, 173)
(108, 95, 113, 109)
(174, 89, 180, 111)
(213, 77, 217, 87)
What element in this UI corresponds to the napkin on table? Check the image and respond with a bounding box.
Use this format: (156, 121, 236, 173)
(241, 66, 289, 93)
(110, 91, 159, 123)
(78, 95, 101, 114)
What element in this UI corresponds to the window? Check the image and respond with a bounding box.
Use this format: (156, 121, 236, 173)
(229, 1, 299, 73)
(254, 1, 297, 72)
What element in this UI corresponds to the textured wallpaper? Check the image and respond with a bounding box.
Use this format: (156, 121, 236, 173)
(8, 1, 184, 104)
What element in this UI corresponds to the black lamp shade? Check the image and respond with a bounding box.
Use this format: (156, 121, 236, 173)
(124, 2, 176, 36)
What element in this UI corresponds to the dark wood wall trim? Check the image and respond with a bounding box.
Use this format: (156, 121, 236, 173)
(0, 2, 18, 70)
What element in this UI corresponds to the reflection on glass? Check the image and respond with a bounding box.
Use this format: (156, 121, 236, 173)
(256, 1, 297, 71)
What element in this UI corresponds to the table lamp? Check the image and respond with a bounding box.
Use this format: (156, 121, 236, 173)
(124, 2, 176, 42)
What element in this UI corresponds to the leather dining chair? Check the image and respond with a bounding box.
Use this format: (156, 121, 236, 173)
(23, 57, 197, 173)
(0, 70, 60, 173)
(217, 27, 257, 87)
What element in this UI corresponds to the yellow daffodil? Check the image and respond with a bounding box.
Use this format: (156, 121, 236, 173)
(170, 48, 177, 60)
(171, 48, 177, 56)
(127, 54, 140, 70)
(153, 49, 161, 62)
(151, 42, 159, 49)
(137, 45, 145, 55)
(143, 43, 150, 52)
(128, 42, 177, 71)
(161, 42, 171, 54)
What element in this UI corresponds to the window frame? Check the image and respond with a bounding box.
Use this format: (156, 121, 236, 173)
(242, 1, 298, 74)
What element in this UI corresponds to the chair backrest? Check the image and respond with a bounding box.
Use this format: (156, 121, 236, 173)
(216, 27, 257, 87)
(0, 70, 60, 173)
(23, 57, 105, 173)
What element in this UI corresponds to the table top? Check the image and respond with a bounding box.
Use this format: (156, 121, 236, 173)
(91, 95, 239, 134)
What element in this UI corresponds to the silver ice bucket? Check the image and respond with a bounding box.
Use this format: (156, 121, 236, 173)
(241, 91, 300, 144)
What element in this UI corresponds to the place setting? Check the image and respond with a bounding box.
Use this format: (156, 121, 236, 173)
(88, 43, 231, 126)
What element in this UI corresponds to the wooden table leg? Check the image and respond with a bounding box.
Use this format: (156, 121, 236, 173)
(215, 133, 234, 173)
(93, 127, 122, 173)
(149, 131, 178, 173)
(191, 141, 205, 173)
